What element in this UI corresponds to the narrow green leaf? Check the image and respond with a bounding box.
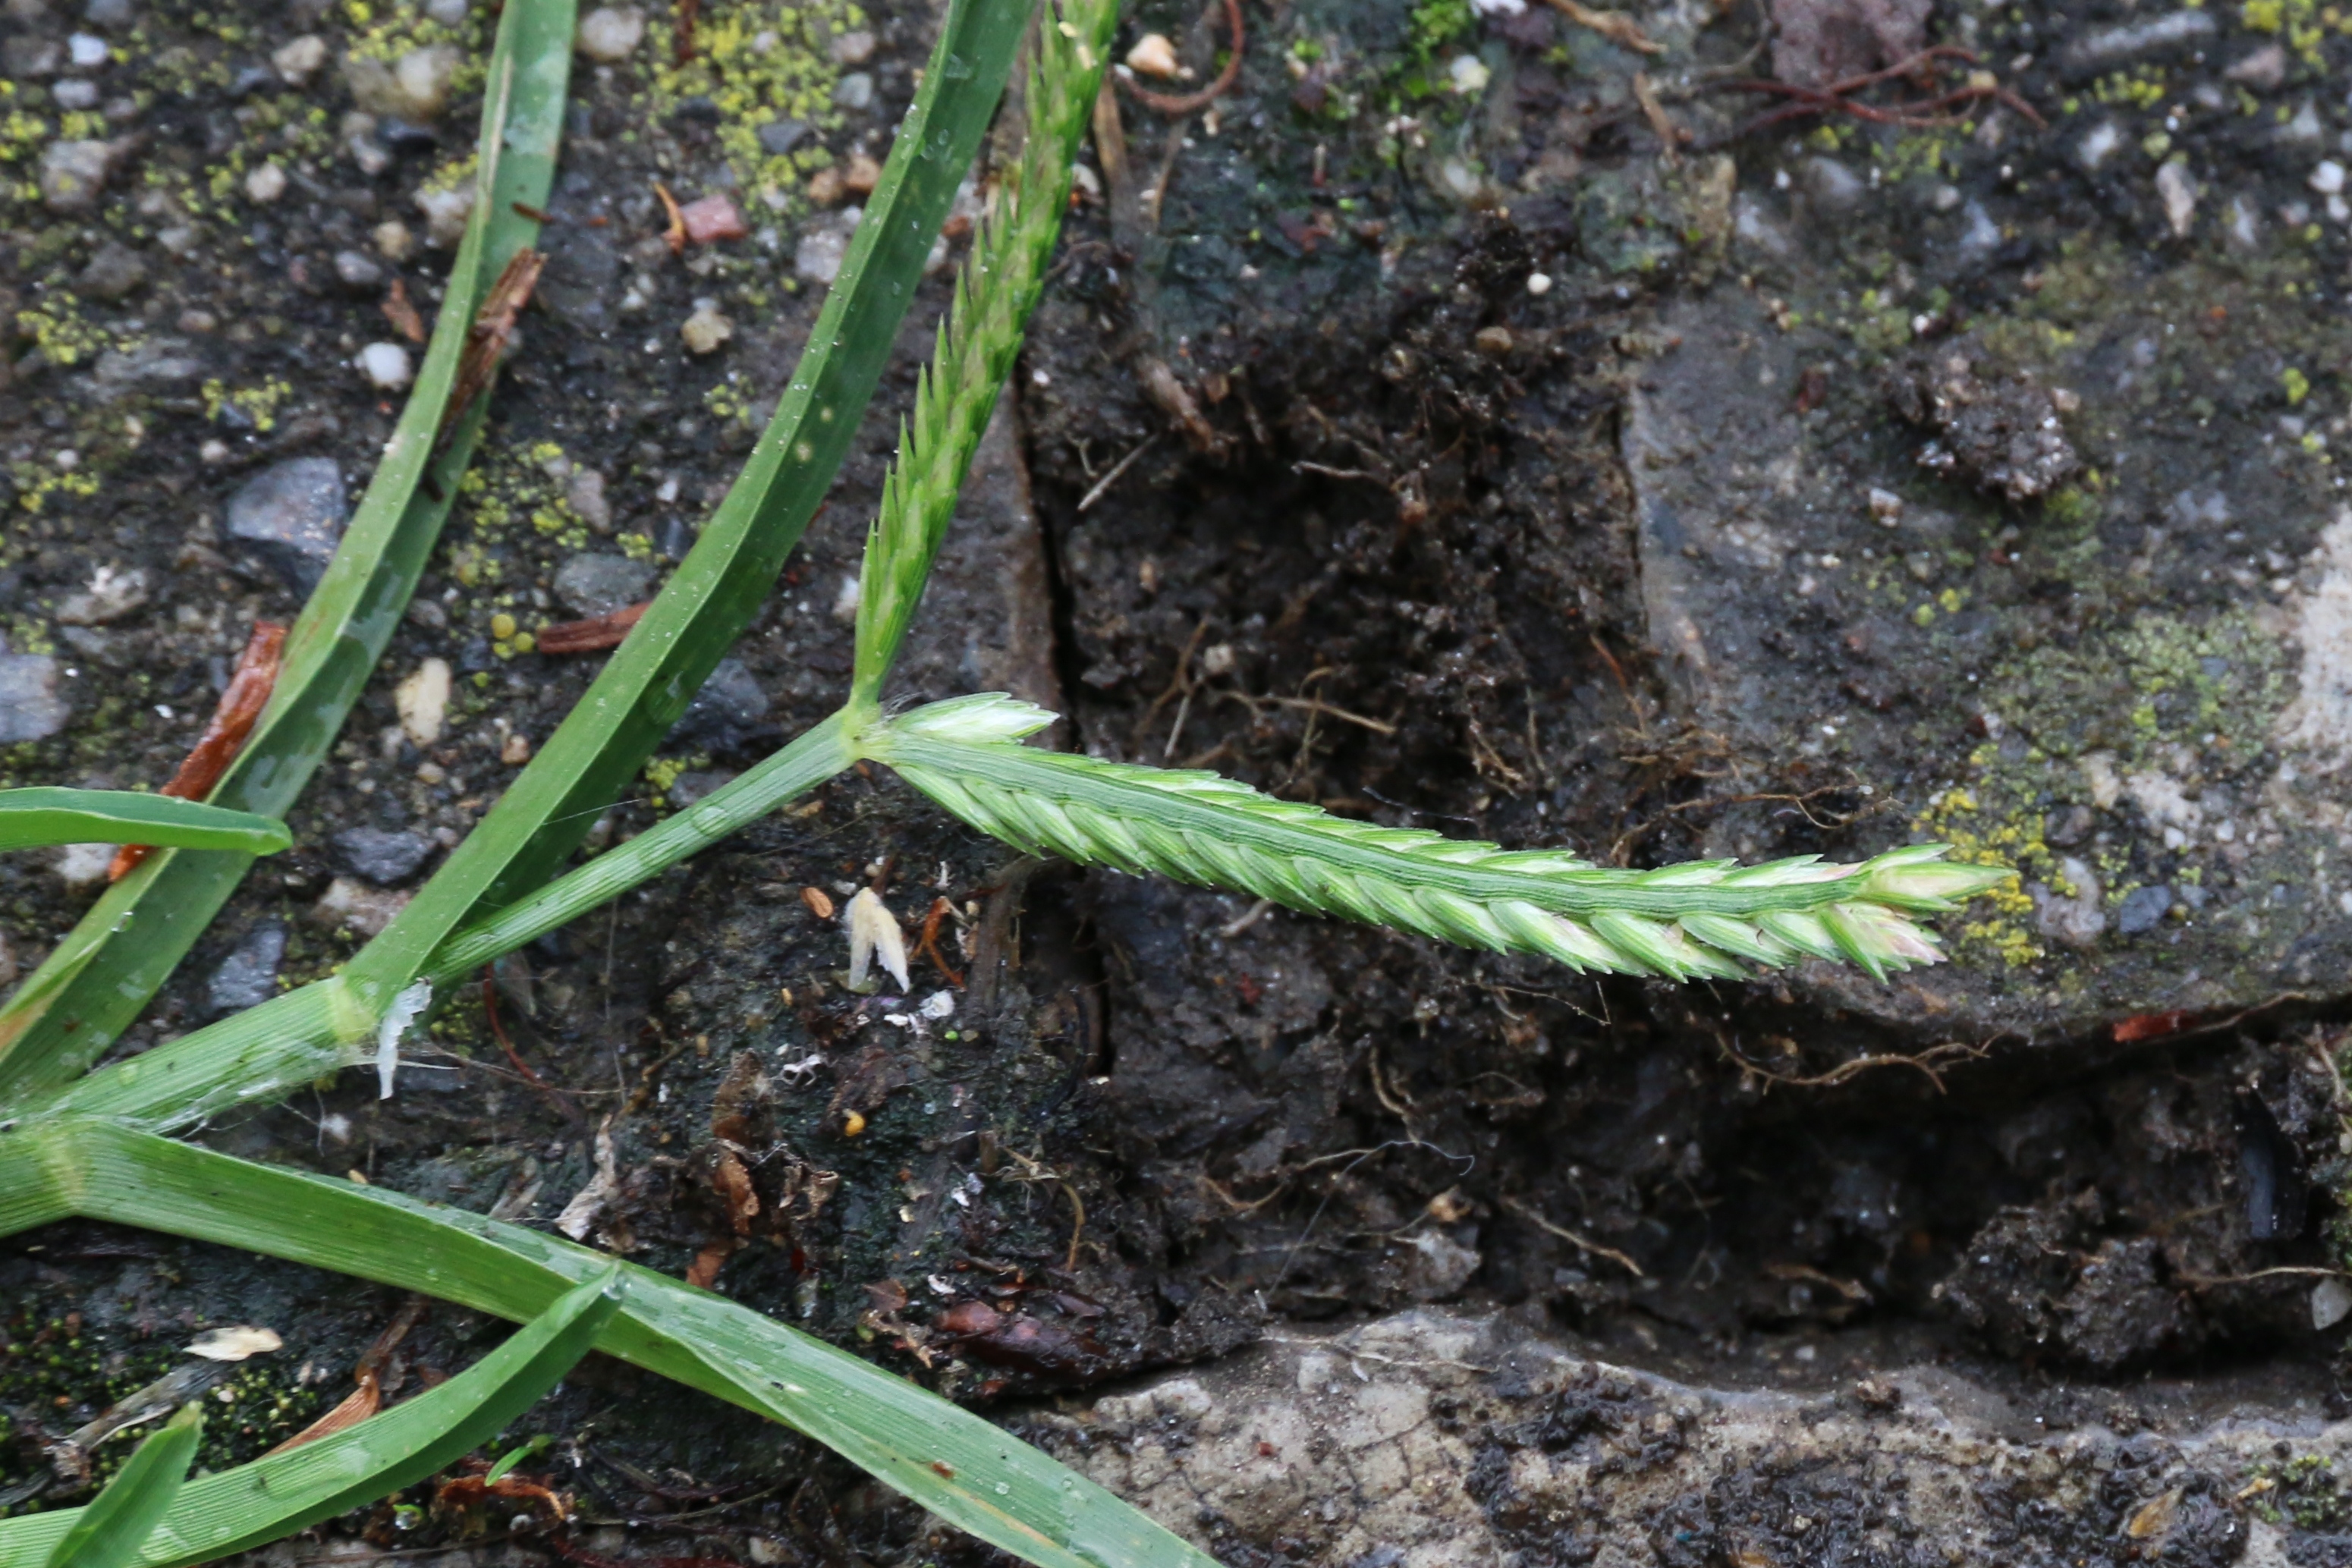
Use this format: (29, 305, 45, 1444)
(42, 1403, 202, 1568)
(862, 696, 2012, 979)
(0, 0, 577, 1101)
(0, 1271, 618, 1568)
(345, 0, 1035, 1017)
(849, 0, 1118, 713)
(0, 790, 291, 856)
(0, 1123, 1218, 1568)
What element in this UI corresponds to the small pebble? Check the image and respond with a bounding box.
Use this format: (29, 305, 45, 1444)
(842, 152, 882, 196)
(83, 0, 134, 27)
(423, 0, 467, 22)
(53, 77, 97, 108)
(39, 138, 116, 214)
(357, 341, 413, 389)
(332, 248, 384, 289)
(374, 218, 417, 259)
(272, 33, 326, 83)
(67, 31, 108, 66)
(77, 238, 143, 299)
(200, 438, 231, 463)
(576, 5, 645, 61)
(2155, 159, 2196, 237)
(393, 44, 458, 116)
(1473, 325, 1513, 356)
(244, 161, 288, 203)
(1125, 32, 1178, 78)
(681, 301, 734, 354)
(795, 222, 850, 281)
(1867, 488, 1904, 523)
(2315, 1277, 2352, 1331)
(806, 165, 846, 206)
(413, 184, 473, 247)
(501, 731, 532, 765)
(680, 191, 748, 244)
(756, 118, 807, 156)
(2311, 159, 2346, 195)
(827, 27, 875, 64)
(396, 658, 451, 746)
(832, 71, 874, 111)
(1525, 272, 1552, 295)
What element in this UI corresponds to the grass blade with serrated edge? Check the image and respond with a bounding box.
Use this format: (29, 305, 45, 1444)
(342, 0, 1034, 1020)
(862, 695, 2013, 980)
(24, 720, 855, 1133)
(0, 1271, 618, 1568)
(849, 0, 1115, 714)
(0, 1123, 1219, 1568)
(0, 0, 577, 1101)
(42, 1403, 201, 1568)
(0, 790, 291, 856)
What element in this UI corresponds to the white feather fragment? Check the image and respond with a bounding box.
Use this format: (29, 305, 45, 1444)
(376, 980, 432, 1099)
(187, 1326, 282, 1362)
(844, 887, 910, 991)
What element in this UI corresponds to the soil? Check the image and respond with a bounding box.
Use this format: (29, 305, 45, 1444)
(5, 0, 2352, 1560)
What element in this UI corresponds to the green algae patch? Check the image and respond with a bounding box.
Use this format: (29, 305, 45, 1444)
(641, 0, 863, 209)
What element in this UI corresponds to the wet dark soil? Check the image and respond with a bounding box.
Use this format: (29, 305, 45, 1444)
(6, 0, 2352, 1558)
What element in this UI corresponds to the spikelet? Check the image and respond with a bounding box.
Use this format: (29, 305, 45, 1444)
(849, 0, 1118, 712)
(866, 696, 2014, 982)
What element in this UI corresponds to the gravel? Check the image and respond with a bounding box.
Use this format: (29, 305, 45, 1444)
(576, 5, 645, 61)
(332, 827, 434, 885)
(206, 920, 288, 1017)
(225, 457, 351, 593)
(554, 551, 656, 617)
(0, 653, 68, 742)
(39, 138, 116, 214)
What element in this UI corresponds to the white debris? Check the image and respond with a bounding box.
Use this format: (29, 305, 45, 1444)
(1448, 54, 1490, 96)
(376, 979, 432, 1099)
(396, 657, 451, 746)
(844, 887, 910, 991)
(187, 1326, 283, 1362)
(244, 162, 288, 204)
(2155, 159, 2196, 238)
(919, 989, 957, 1020)
(1125, 32, 1179, 78)
(2312, 159, 2347, 195)
(357, 341, 413, 390)
(555, 1119, 621, 1240)
(831, 573, 861, 623)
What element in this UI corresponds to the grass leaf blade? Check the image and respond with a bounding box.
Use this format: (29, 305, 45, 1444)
(345, 0, 1036, 1013)
(40, 1403, 203, 1568)
(1, 1123, 1218, 1568)
(0, 791, 291, 856)
(0, 0, 577, 1101)
(0, 1271, 618, 1568)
